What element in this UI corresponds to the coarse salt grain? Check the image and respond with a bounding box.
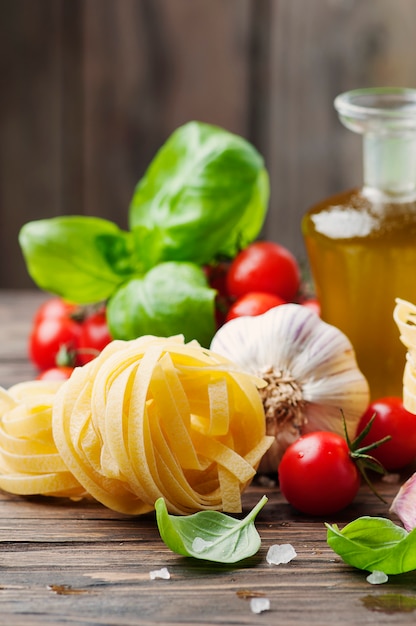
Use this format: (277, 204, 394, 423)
(266, 543, 297, 565)
(192, 537, 214, 553)
(250, 597, 270, 614)
(366, 570, 388, 585)
(149, 567, 171, 580)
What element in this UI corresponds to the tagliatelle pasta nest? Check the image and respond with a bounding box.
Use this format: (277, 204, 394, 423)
(0, 336, 273, 515)
(393, 298, 416, 414)
(0, 381, 86, 498)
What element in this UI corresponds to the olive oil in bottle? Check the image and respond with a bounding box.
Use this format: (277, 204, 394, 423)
(302, 88, 416, 399)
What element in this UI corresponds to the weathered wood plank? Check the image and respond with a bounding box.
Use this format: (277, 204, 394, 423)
(0, 291, 47, 387)
(264, 0, 416, 263)
(0, 1, 70, 288)
(82, 0, 253, 229)
(0, 290, 416, 624)
(0, 483, 415, 625)
(2, 0, 416, 289)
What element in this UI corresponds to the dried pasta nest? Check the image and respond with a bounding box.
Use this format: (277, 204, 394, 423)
(0, 336, 273, 515)
(394, 298, 416, 413)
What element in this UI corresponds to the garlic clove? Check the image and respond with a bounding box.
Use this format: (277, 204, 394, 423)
(210, 303, 370, 471)
(390, 472, 416, 531)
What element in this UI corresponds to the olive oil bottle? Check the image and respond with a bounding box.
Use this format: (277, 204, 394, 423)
(302, 88, 416, 399)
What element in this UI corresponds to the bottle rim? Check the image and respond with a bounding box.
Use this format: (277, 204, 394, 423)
(334, 87, 416, 120)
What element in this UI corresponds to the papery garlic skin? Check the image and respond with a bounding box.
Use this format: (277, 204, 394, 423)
(390, 472, 416, 531)
(210, 303, 370, 473)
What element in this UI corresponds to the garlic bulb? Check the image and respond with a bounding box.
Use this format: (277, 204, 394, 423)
(210, 303, 370, 473)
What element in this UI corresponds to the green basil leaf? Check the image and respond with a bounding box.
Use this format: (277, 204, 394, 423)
(130, 225, 167, 273)
(107, 262, 216, 346)
(155, 495, 267, 563)
(326, 516, 416, 574)
(129, 121, 269, 265)
(19, 217, 136, 303)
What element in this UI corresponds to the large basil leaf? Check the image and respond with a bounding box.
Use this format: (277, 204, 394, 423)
(129, 121, 269, 265)
(155, 496, 267, 563)
(19, 217, 136, 303)
(326, 516, 416, 575)
(19, 217, 136, 304)
(107, 262, 216, 346)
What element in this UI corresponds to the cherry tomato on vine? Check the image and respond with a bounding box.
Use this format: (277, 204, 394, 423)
(226, 241, 301, 302)
(278, 431, 361, 516)
(36, 366, 74, 381)
(29, 315, 82, 371)
(34, 297, 78, 323)
(356, 397, 416, 471)
(225, 292, 286, 322)
(29, 297, 113, 371)
(77, 311, 112, 365)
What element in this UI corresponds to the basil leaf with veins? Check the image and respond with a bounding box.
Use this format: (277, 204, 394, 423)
(326, 516, 416, 575)
(129, 121, 269, 266)
(18, 122, 269, 344)
(155, 496, 268, 564)
(107, 261, 216, 347)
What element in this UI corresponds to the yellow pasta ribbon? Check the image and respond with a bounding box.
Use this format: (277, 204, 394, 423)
(0, 336, 273, 515)
(0, 381, 85, 497)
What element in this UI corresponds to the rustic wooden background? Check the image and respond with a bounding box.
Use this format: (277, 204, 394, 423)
(1, 0, 416, 289)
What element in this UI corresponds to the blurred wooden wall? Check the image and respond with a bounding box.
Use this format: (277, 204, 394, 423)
(1, 0, 416, 288)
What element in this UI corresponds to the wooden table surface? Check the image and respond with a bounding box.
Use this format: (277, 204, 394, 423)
(1, 290, 416, 626)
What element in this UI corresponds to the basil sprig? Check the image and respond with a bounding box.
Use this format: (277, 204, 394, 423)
(326, 516, 416, 575)
(155, 496, 268, 563)
(19, 122, 269, 347)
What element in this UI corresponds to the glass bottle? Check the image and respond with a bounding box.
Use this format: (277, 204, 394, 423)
(302, 87, 416, 400)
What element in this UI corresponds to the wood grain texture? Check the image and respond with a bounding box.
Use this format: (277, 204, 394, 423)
(0, 290, 416, 625)
(0, 481, 415, 625)
(1, 0, 416, 288)
(264, 0, 416, 261)
(82, 0, 252, 228)
(0, 290, 45, 386)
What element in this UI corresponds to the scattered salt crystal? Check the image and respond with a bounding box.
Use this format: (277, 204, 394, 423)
(149, 567, 171, 580)
(192, 537, 214, 553)
(250, 597, 270, 614)
(266, 543, 297, 565)
(366, 570, 388, 585)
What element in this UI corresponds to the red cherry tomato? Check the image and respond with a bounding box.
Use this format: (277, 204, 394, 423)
(77, 311, 112, 365)
(204, 262, 232, 327)
(356, 397, 416, 471)
(226, 241, 301, 302)
(225, 292, 286, 322)
(29, 297, 113, 371)
(29, 315, 82, 371)
(204, 262, 230, 299)
(34, 297, 78, 323)
(278, 432, 361, 516)
(36, 366, 74, 381)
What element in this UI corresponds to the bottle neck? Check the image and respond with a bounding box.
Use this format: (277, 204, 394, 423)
(362, 133, 416, 203)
